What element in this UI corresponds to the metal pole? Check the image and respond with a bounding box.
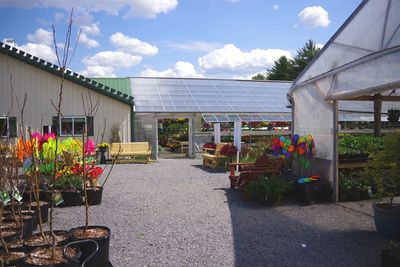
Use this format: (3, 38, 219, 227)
(333, 100, 339, 202)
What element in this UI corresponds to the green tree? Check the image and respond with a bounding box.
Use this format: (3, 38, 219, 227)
(252, 73, 266, 80)
(292, 39, 321, 77)
(266, 56, 294, 81)
(252, 39, 320, 81)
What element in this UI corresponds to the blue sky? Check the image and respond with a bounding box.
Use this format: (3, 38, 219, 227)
(0, 0, 362, 79)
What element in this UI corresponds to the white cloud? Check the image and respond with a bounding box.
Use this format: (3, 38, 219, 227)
(81, 50, 142, 77)
(123, 0, 178, 18)
(27, 28, 53, 46)
(316, 43, 324, 49)
(81, 66, 116, 77)
(79, 33, 99, 48)
(198, 44, 292, 71)
(81, 23, 100, 36)
(298, 6, 330, 28)
(0, 0, 178, 19)
(78, 23, 100, 48)
(273, 5, 279, 10)
(162, 40, 222, 53)
(110, 32, 158, 56)
(141, 61, 202, 78)
(18, 43, 57, 63)
(82, 51, 142, 68)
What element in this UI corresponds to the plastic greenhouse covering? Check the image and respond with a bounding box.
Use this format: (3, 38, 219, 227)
(289, 0, 400, 197)
(130, 78, 291, 113)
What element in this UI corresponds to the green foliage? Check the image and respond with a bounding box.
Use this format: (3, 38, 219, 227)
(266, 56, 295, 81)
(53, 174, 83, 191)
(252, 39, 320, 81)
(252, 73, 267, 80)
(339, 169, 372, 200)
(338, 134, 384, 157)
(292, 40, 320, 76)
(370, 133, 400, 203)
(246, 176, 292, 205)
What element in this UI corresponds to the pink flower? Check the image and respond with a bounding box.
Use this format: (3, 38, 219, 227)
(85, 139, 95, 155)
(44, 133, 56, 141)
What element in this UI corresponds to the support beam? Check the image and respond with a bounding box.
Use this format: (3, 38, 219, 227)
(332, 100, 339, 202)
(373, 94, 382, 137)
(341, 95, 400, 101)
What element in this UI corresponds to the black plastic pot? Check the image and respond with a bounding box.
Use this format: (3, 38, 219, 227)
(22, 210, 38, 231)
(22, 246, 80, 267)
(0, 251, 26, 266)
(69, 226, 110, 267)
(3, 214, 33, 238)
(61, 191, 83, 207)
(86, 187, 103, 206)
(63, 240, 99, 267)
(0, 228, 19, 243)
(4, 201, 25, 212)
(1, 239, 25, 253)
(30, 201, 49, 224)
(294, 179, 332, 205)
(39, 191, 53, 203)
(23, 230, 69, 253)
(381, 249, 400, 267)
(373, 203, 400, 239)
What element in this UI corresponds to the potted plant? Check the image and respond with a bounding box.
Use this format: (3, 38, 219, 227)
(97, 143, 109, 164)
(371, 133, 400, 239)
(246, 175, 292, 205)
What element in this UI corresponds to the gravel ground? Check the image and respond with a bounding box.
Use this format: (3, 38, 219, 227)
(50, 159, 389, 267)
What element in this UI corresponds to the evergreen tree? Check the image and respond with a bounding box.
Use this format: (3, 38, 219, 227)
(292, 39, 321, 77)
(266, 56, 294, 81)
(252, 39, 320, 81)
(252, 73, 266, 80)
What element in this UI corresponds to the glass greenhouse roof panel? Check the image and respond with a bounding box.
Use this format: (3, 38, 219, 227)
(131, 78, 292, 113)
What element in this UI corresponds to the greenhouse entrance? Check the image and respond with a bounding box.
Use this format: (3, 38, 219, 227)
(157, 118, 191, 159)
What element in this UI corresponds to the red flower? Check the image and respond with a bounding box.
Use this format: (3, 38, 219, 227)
(220, 144, 238, 156)
(203, 142, 216, 150)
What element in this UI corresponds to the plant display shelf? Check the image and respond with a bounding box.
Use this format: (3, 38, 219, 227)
(338, 161, 373, 169)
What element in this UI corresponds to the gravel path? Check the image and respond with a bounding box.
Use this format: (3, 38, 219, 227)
(51, 159, 389, 267)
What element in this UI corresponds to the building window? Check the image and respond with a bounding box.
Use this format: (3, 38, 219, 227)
(59, 117, 87, 136)
(0, 117, 8, 137)
(0, 117, 17, 138)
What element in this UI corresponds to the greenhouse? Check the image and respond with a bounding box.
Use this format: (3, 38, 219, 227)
(289, 0, 400, 201)
(131, 77, 292, 159)
(131, 77, 396, 160)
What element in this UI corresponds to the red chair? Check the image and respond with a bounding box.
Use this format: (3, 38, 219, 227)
(228, 154, 284, 191)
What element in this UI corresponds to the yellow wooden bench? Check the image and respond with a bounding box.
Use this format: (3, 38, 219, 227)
(110, 142, 152, 163)
(202, 143, 228, 169)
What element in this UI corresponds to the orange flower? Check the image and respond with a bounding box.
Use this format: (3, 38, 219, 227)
(17, 138, 33, 162)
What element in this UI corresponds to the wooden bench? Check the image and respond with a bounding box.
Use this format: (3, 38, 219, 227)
(202, 143, 228, 170)
(179, 141, 189, 154)
(110, 142, 152, 163)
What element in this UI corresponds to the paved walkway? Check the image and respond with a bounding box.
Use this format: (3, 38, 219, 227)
(53, 159, 390, 267)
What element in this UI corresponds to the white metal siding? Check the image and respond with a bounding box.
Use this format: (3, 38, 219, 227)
(0, 53, 131, 142)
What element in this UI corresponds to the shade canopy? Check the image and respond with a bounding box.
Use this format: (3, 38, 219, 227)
(131, 78, 291, 113)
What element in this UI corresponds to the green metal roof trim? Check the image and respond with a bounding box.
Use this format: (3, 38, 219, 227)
(0, 42, 134, 106)
(90, 78, 131, 96)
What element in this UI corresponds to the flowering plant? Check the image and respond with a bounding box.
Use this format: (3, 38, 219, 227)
(220, 144, 238, 156)
(203, 142, 216, 150)
(97, 143, 110, 150)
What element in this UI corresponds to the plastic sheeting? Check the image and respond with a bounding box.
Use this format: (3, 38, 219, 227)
(289, 0, 400, 191)
(131, 78, 291, 113)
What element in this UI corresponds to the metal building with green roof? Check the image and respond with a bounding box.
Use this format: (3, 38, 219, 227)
(0, 42, 135, 142)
